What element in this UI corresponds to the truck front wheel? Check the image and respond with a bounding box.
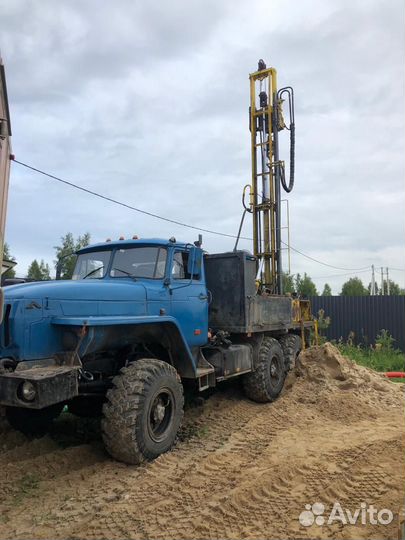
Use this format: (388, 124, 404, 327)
(243, 337, 286, 403)
(101, 359, 184, 464)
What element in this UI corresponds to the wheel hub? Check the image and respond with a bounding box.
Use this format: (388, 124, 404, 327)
(269, 356, 281, 386)
(153, 400, 166, 423)
(148, 389, 175, 443)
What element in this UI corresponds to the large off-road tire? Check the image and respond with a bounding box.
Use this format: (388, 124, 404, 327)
(101, 359, 184, 464)
(5, 403, 64, 436)
(243, 337, 286, 403)
(278, 333, 302, 371)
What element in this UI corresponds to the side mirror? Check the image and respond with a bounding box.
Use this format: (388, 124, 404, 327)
(163, 277, 171, 287)
(187, 247, 202, 279)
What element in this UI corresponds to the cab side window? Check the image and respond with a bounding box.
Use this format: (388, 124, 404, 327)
(172, 250, 201, 280)
(172, 251, 187, 279)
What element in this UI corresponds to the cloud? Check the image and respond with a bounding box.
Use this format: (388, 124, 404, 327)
(1, 0, 404, 294)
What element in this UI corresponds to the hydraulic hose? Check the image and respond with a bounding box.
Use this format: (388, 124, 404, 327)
(277, 86, 295, 193)
(280, 121, 295, 193)
(385, 372, 405, 379)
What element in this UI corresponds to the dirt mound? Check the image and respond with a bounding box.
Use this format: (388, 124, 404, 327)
(296, 343, 397, 392)
(283, 343, 403, 423)
(0, 344, 403, 540)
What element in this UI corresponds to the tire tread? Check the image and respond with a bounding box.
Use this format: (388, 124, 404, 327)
(278, 333, 301, 371)
(243, 337, 285, 403)
(101, 359, 184, 464)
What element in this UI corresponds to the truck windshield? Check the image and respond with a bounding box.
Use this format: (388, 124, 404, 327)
(72, 251, 111, 280)
(111, 247, 167, 279)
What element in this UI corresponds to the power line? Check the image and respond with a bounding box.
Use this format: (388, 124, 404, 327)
(311, 269, 371, 280)
(12, 159, 246, 240)
(10, 158, 378, 272)
(280, 241, 369, 271)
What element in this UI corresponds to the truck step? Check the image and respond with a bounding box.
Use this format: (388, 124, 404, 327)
(196, 366, 216, 391)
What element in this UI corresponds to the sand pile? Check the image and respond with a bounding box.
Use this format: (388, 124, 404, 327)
(283, 343, 404, 422)
(296, 342, 397, 390)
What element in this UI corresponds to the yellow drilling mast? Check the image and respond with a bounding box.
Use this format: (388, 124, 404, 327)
(247, 59, 295, 295)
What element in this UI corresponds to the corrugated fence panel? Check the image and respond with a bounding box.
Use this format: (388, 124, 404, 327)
(309, 296, 405, 352)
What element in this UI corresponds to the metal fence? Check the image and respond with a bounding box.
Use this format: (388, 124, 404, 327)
(309, 296, 405, 352)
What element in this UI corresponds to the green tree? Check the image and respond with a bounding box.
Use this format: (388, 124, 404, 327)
(282, 273, 295, 294)
(27, 259, 51, 281)
(322, 283, 332, 296)
(340, 277, 368, 296)
(54, 232, 90, 279)
(369, 280, 404, 295)
(295, 272, 318, 297)
(382, 279, 401, 296)
(2, 242, 16, 278)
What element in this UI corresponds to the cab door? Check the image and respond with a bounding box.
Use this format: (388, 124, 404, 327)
(169, 248, 208, 347)
(143, 247, 171, 317)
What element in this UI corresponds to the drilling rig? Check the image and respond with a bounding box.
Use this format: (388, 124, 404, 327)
(237, 59, 295, 295)
(250, 59, 295, 294)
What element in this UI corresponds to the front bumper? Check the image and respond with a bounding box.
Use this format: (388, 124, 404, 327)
(0, 365, 79, 409)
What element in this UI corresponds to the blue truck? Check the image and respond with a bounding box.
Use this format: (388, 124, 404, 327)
(0, 59, 315, 463)
(0, 237, 313, 463)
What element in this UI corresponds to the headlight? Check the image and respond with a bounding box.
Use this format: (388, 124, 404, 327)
(20, 381, 36, 402)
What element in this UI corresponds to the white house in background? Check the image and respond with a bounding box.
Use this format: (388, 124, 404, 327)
(1, 259, 16, 276)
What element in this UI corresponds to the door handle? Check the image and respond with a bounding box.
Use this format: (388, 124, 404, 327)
(198, 293, 208, 300)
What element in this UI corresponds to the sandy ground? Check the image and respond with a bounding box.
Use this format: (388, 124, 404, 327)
(0, 343, 404, 540)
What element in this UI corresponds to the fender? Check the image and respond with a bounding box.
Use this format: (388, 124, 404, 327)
(52, 315, 199, 378)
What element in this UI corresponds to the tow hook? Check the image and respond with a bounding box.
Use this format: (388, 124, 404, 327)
(79, 369, 94, 381)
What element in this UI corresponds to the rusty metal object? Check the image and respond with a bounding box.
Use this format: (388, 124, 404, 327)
(0, 365, 79, 408)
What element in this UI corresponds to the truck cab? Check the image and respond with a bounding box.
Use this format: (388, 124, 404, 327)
(71, 236, 209, 352)
(0, 236, 313, 464)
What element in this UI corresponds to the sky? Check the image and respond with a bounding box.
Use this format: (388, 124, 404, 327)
(1, 0, 404, 294)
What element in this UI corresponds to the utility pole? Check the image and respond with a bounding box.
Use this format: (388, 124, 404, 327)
(371, 265, 376, 295)
(380, 267, 384, 295)
(386, 267, 390, 295)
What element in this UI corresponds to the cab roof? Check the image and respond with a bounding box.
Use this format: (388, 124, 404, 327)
(77, 238, 191, 254)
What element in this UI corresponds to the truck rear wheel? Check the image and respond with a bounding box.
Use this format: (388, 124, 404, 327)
(5, 403, 64, 436)
(278, 333, 301, 371)
(243, 337, 286, 403)
(101, 359, 184, 464)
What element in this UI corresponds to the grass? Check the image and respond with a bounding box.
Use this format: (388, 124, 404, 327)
(316, 327, 405, 381)
(336, 343, 405, 373)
